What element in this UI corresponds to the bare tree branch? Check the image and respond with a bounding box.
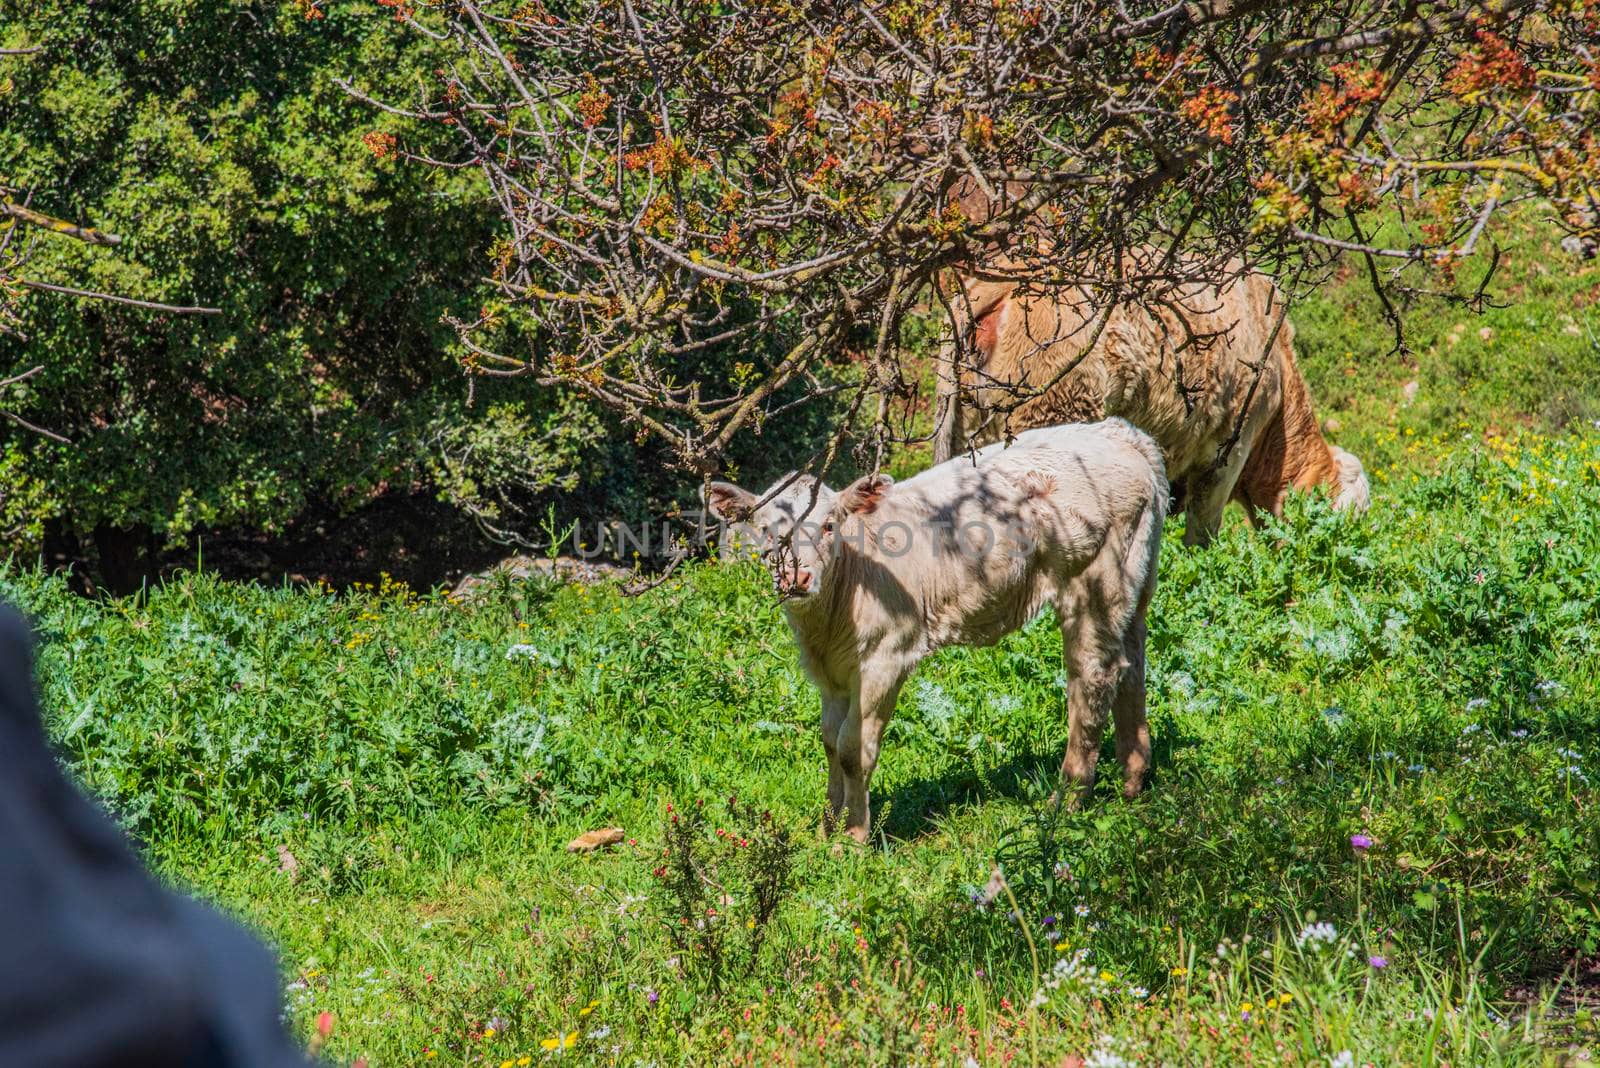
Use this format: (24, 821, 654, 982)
(348, 0, 1598, 496)
(19, 280, 221, 315)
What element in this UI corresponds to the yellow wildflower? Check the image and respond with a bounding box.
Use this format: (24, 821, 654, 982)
(1241, 1001, 1254, 1014)
(1279, 991, 1294, 1004)
(1170, 966, 1188, 977)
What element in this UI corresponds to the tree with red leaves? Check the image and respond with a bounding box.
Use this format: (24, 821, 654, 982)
(358, 0, 1599, 483)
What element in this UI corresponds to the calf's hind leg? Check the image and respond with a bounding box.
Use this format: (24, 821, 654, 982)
(1111, 608, 1151, 798)
(1055, 583, 1128, 807)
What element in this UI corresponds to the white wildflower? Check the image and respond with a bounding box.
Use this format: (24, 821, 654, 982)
(1296, 922, 1339, 949)
(1532, 680, 1565, 702)
(1085, 1034, 1134, 1068)
(505, 643, 558, 666)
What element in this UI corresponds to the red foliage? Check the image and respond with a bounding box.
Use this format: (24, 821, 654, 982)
(577, 74, 611, 129)
(1446, 31, 1536, 97)
(362, 131, 398, 160)
(1180, 85, 1238, 144)
(1305, 64, 1388, 134)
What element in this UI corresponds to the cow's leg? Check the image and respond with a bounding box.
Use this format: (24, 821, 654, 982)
(819, 691, 849, 834)
(1111, 608, 1151, 798)
(1182, 469, 1228, 547)
(1184, 440, 1254, 547)
(839, 667, 906, 845)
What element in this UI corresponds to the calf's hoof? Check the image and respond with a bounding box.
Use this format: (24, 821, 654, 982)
(1047, 785, 1091, 811)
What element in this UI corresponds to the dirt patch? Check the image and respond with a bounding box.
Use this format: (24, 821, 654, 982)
(1504, 950, 1600, 1051)
(44, 494, 677, 597)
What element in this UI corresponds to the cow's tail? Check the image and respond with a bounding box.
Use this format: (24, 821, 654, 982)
(1328, 445, 1371, 513)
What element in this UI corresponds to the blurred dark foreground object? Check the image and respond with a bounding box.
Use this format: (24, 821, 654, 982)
(0, 605, 311, 1067)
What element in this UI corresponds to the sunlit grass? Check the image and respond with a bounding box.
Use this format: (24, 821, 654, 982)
(6, 423, 1599, 1065)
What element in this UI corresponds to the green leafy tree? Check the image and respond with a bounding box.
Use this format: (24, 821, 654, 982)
(363, 0, 1600, 484)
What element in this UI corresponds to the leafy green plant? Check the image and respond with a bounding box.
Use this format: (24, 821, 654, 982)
(649, 797, 797, 993)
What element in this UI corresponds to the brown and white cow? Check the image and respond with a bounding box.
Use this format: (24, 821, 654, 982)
(705, 419, 1168, 842)
(933, 207, 1367, 545)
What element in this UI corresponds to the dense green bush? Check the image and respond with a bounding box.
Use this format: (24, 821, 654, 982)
(0, 2, 846, 583)
(1, 2, 493, 549)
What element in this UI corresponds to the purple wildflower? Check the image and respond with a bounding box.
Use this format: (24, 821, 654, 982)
(647, 989, 659, 1005)
(1368, 955, 1388, 969)
(1041, 915, 1057, 928)
(1350, 833, 1374, 852)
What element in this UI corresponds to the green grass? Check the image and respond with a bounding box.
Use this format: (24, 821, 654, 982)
(1293, 211, 1600, 473)
(8, 423, 1600, 1066)
(9, 224, 1600, 1066)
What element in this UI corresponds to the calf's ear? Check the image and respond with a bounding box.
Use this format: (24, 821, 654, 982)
(837, 473, 894, 515)
(703, 481, 758, 523)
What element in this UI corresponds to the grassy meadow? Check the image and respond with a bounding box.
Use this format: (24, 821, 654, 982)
(12, 232, 1600, 1066)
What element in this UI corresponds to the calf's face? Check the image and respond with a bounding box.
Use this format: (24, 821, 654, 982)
(704, 472, 893, 600)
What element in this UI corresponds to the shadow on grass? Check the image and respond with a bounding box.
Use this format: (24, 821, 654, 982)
(875, 719, 1203, 841)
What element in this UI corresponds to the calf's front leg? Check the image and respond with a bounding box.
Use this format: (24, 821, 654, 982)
(838, 667, 906, 844)
(819, 692, 849, 834)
